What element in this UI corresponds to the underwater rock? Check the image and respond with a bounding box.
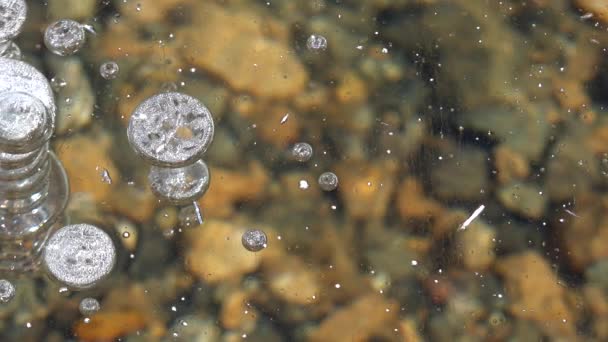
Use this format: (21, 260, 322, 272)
(73, 311, 146, 341)
(335, 160, 397, 220)
(430, 146, 489, 201)
(561, 195, 608, 271)
(458, 106, 551, 162)
(494, 145, 530, 184)
(495, 251, 575, 338)
(185, 220, 261, 284)
(47, 57, 94, 135)
(456, 219, 496, 271)
(198, 161, 269, 218)
(396, 177, 443, 222)
(47, 0, 96, 20)
(308, 294, 398, 341)
(546, 121, 599, 202)
(55, 133, 119, 203)
(178, 4, 307, 99)
(264, 256, 321, 305)
(497, 182, 547, 219)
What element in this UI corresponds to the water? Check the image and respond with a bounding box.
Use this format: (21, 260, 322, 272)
(0, 1, 604, 341)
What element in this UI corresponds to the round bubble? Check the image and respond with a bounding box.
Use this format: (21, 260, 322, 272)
(44, 19, 85, 56)
(0, 57, 56, 130)
(127, 92, 215, 167)
(43, 224, 116, 289)
(0, 0, 27, 41)
(99, 61, 119, 80)
(318, 171, 338, 191)
(306, 34, 327, 51)
(79, 297, 100, 316)
(0, 92, 50, 151)
(241, 229, 267, 252)
(148, 159, 210, 204)
(0, 279, 15, 303)
(291, 142, 313, 162)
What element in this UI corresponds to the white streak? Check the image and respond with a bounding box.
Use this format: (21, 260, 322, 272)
(459, 205, 485, 231)
(280, 113, 289, 125)
(193, 201, 203, 225)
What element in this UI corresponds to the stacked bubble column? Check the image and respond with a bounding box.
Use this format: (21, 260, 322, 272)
(127, 92, 214, 208)
(0, 57, 68, 273)
(0, 0, 27, 59)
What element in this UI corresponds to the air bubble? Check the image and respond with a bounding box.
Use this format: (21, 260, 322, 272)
(148, 159, 210, 204)
(43, 224, 116, 289)
(0, 279, 15, 303)
(44, 19, 86, 56)
(0, 0, 27, 41)
(291, 142, 313, 162)
(79, 297, 100, 316)
(306, 34, 327, 51)
(0, 92, 49, 151)
(99, 61, 119, 80)
(318, 171, 338, 191)
(127, 92, 215, 167)
(241, 229, 267, 252)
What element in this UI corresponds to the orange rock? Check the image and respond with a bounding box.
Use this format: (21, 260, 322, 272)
(263, 256, 321, 305)
(255, 105, 300, 148)
(587, 125, 608, 154)
(198, 161, 269, 218)
(108, 185, 157, 223)
(396, 177, 443, 221)
(495, 251, 575, 338)
(55, 133, 119, 203)
(118, 0, 192, 24)
(560, 194, 608, 270)
(494, 145, 530, 184)
(335, 72, 368, 104)
(575, 0, 608, 23)
(220, 291, 258, 331)
(185, 220, 261, 284)
(178, 4, 307, 99)
(432, 209, 467, 239)
(73, 310, 146, 342)
(335, 160, 397, 220)
(309, 294, 398, 341)
(553, 78, 590, 110)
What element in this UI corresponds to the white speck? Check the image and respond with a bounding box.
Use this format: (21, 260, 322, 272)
(459, 204, 485, 231)
(581, 13, 594, 20)
(411, 260, 418, 266)
(564, 209, 579, 218)
(334, 283, 341, 289)
(280, 113, 289, 125)
(97, 167, 112, 184)
(356, 45, 364, 50)
(299, 180, 309, 190)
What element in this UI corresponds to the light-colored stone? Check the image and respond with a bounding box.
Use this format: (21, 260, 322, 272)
(178, 4, 307, 99)
(185, 220, 261, 284)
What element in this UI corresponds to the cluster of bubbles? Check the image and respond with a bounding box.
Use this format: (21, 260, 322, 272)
(241, 229, 268, 252)
(0, 1, 120, 300)
(127, 92, 214, 226)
